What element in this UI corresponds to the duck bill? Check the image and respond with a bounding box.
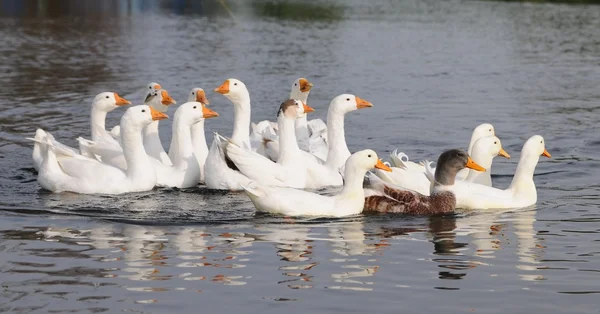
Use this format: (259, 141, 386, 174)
(160, 90, 176, 105)
(150, 106, 168, 121)
(303, 102, 315, 113)
(498, 148, 511, 159)
(355, 96, 373, 109)
(299, 78, 313, 92)
(214, 80, 230, 94)
(374, 159, 392, 172)
(542, 149, 551, 158)
(202, 105, 219, 119)
(196, 89, 209, 105)
(465, 157, 486, 172)
(114, 93, 131, 106)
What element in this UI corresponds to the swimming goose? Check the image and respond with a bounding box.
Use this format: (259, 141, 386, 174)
(32, 105, 168, 194)
(31, 92, 131, 171)
(204, 78, 253, 190)
(242, 149, 392, 217)
(364, 149, 485, 215)
(226, 99, 314, 188)
(80, 89, 176, 169)
(109, 82, 162, 139)
(374, 135, 510, 194)
(184, 88, 212, 183)
(155, 101, 218, 188)
(428, 135, 551, 210)
(304, 94, 373, 189)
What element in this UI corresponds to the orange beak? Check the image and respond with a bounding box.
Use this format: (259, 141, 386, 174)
(160, 90, 176, 105)
(150, 106, 168, 121)
(465, 157, 486, 172)
(374, 159, 392, 172)
(214, 80, 230, 94)
(299, 78, 313, 93)
(196, 89, 209, 105)
(202, 105, 219, 119)
(355, 96, 373, 109)
(303, 102, 315, 113)
(154, 84, 161, 90)
(113, 93, 131, 106)
(542, 149, 551, 158)
(498, 148, 511, 159)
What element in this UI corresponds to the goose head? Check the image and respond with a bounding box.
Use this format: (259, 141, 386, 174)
(175, 102, 219, 127)
(347, 149, 392, 173)
(93, 92, 131, 112)
(329, 94, 373, 115)
(187, 88, 210, 105)
(289, 78, 313, 103)
(145, 89, 176, 113)
(121, 105, 168, 132)
(468, 123, 495, 154)
(472, 135, 511, 161)
(214, 78, 250, 105)
(521, 135, 551, 159)
(277, 99, 314, 121)
(435, 149, 485, 185)
(144, 82, 162, 103)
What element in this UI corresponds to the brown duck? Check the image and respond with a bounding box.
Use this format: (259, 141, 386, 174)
(364, 149, 485, 215)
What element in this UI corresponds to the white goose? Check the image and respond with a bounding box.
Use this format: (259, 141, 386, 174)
(242, 149, 392, 217)
(31, 105, 167, 194)
(153, 101, 218, 188)
(226, 99, 314, 188)
(204, 78, 253, 190)
(304, 94, 373, 189)
(80, 89, 176, 169)
(31, 92, 131, 171)
(184, 88, 212, 183)
(430, 135, 551, 210)
(374, 135, 510, 194)
(109, 81, 162, 139)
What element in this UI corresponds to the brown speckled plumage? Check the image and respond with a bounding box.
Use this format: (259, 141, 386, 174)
(364, 185, 456, 215)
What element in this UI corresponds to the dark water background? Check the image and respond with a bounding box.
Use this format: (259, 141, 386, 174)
(0, 0, 599, 313)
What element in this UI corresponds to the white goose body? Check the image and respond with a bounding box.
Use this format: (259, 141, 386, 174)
(242, 150, 392, 217)
(226, 100, 312, 188)
(80, 89, 176, 170)
(204, 78, 253, 190)
(31, 92, 131, 171)
(431, 135, 551, 210)
(304, 94, 373, 189)
(156, 101, 218, 188)
(32, 105, 167, 194)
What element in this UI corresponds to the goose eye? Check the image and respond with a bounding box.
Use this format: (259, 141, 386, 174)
(142, 109, 146, 113)
(368, 154, 372, 158)
(106, 96, 109, 99)
(234, 83, 237, 86)
(494, 141, 497, 144)
(346, 98, 350, 101)
(149, 86, 152, 89)
(294, 83, 297, 86)
(193, 106, 197, 109)
(540, 141, 543, 144)
(192, 92, 195, 95)
(489, 129, 492, 132)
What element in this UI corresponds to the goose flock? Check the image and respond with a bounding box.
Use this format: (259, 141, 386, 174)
(28, 78, 551, 217)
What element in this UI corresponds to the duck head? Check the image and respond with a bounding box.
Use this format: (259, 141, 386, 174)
(472, 135, 511, 160)
(329, 94, 373, 115)
(93, 92, 131, 112)
(187, 88, 210, 105)
(435, 149, 485, 185)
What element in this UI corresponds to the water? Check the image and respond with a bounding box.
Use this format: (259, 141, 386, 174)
(1, 0, 599, 312)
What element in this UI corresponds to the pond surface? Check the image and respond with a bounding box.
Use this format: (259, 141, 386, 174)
(0, 0, 599, 313)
